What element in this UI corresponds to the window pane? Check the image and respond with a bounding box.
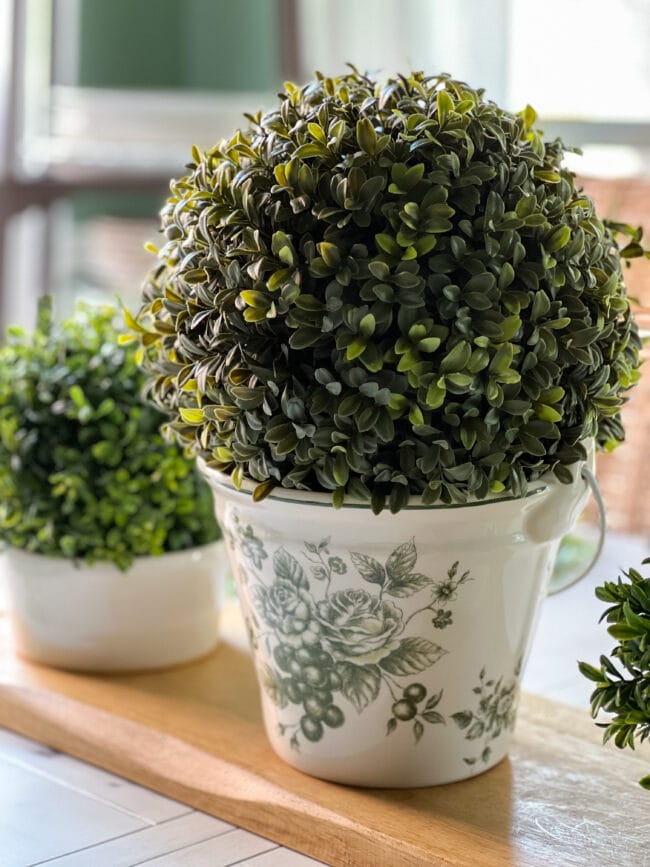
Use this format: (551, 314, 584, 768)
(508, 0, 650, 120)
(72, 0, 282, 91)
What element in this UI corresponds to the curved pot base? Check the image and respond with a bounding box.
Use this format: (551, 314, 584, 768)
(11, 632, 222, 675)
(265, 707, 510, 788)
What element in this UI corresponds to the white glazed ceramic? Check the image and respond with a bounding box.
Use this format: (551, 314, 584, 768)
(3, 541, 228, 672)
(202, 448, 598, 788)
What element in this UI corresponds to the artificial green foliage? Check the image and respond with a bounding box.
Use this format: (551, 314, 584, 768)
(0, 300, 220, 570)
(579, 561, 650, 789)
(134, 69, 645, 512)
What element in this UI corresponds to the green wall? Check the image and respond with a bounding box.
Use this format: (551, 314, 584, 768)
(77, 0, 282, 91)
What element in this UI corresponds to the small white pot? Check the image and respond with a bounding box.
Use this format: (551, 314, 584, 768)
(3, 541, 228, 672)
(202, 449, 598, 788)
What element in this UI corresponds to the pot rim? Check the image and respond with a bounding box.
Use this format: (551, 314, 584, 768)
(2, 537, 225, 568)
(198, 438, 593, 512)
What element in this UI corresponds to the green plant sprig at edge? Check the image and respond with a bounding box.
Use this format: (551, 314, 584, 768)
(580, 561, 650, 789)
(132, 68, 647, 513)
(0, 299, 220, 570)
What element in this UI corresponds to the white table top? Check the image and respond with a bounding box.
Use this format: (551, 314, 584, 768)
(2, 529, 647, 867)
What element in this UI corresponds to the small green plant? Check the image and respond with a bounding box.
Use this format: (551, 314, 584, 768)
(0, 299, 220, 570)
(133, 68, 645, 512)
(579, 560, 650, 789)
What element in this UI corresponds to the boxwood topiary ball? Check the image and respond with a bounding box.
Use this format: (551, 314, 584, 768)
(135, 69, 643, 513)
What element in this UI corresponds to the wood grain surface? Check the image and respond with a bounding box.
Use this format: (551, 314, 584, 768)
(0, 605, 647, 867)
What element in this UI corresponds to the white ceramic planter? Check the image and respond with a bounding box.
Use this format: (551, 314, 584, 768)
(3, 541, 228, 672)
(202, 451, 600, 788)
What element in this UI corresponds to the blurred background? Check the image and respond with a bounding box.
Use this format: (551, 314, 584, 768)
(1, 0, 650, 535)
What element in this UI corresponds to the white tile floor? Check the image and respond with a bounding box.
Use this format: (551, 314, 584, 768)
(1, 530, 647, 867)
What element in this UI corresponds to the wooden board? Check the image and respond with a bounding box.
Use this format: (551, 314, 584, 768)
(0, 603, 647, 867)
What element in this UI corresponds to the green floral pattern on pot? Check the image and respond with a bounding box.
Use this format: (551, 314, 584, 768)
(452, 664, 520, 766)
(227, 515, 518, 752)
(206, 450, 591, 787)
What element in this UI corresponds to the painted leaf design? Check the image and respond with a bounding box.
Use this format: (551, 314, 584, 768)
(350, 551, 385, 585)
(413, 719, 424, 743)
(337, 662, 381, 713)
(422, 710, 444, 725)
(273, 547, 308, 589)
(385, 571, 431, 597)
(385, 538, 417, 581)
(386, 717, 397, 735)
(425, 689, 443, 711)
(451, 710, 473, 730)
(379, 637, 446, 676)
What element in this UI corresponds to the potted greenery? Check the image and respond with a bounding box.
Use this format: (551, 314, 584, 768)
(580, 560, 650, 789)
(132, 70, 644, 785)
(0, 299, 225, 672)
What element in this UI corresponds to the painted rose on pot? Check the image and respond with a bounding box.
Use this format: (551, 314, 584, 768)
(315, 589, 404, 665)
(496, 685, 517, 721)
(255, 576, 312, 637)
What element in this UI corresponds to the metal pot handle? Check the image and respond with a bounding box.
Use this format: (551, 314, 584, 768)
(548, 466, 606, 595)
